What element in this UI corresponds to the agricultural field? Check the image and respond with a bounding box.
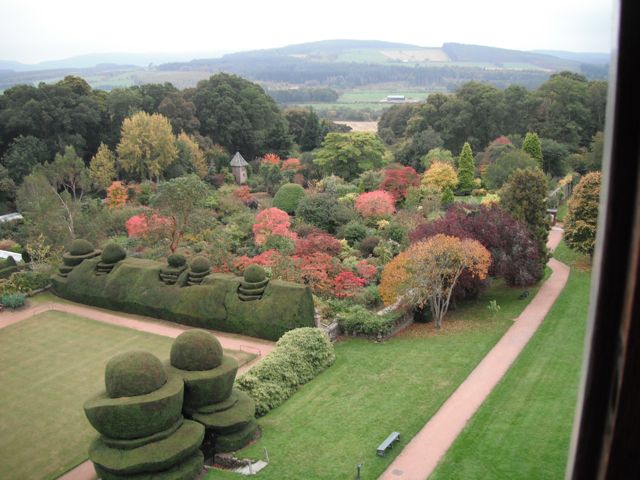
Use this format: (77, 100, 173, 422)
(0, 311, 254, 480)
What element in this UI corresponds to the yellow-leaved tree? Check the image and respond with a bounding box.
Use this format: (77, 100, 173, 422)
(117, 112, 177, 181)
(380, 234, 491, 328)
(176, 132, 208, 178)
(422, 161, 458, 191)
(89, 143, 116, 191)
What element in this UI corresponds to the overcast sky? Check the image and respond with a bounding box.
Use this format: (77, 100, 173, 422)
(1, 0, 615, 64)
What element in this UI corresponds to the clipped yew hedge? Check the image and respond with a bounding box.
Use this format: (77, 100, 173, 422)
(236, 328, 335, 416)
(52, 257, 314, 341)
(272, 183, 306, 214)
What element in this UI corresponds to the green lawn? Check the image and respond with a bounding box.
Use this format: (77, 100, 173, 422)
(207, 278, 541, 480)
(430, 241, 591, 479)
(0, 311, 253, 480)
(556, 202, 568, 222)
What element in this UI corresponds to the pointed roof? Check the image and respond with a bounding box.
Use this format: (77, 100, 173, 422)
(230, 152, 249, 167)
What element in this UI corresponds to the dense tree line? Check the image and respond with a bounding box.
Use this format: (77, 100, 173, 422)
(379, 72, 607, 172)
(160, 55, 602, 90)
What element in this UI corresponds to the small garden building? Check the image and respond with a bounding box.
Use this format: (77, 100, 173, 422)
(230, 152, 249, 184)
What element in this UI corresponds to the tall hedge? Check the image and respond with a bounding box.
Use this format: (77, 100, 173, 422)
(52, 258, 315, 341)
(236, 328, 335, 416)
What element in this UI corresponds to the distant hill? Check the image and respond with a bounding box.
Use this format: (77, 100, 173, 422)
(0, 51, 228, 72)
(532, 49, 610, 65)
(0, 39, 609, 92)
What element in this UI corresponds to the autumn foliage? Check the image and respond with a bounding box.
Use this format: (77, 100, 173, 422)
(410, 204, 543, 286)
(281, 157, 302, 171)
(252, 207, 297, 245)
(355, 190, 396, 218)
(380, 234, 491, 328)
(105, 181, 128, 210)
(333, 271, 366, 298)
(261, 153, 281, 166)
(125, 212, 171, 238)
(380, 167, 421, 201)
(422, 162, 458, 191)
(295, 232, 342, 256)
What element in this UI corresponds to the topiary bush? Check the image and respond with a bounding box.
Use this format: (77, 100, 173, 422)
(170, 329, 223, 371)
(236, 327, 335, 416)
(272, 183, 306, 214)
(189, 256, 211, 274)
(101, 243, 126, 264)
(168, 254, 187, 268)
(243, 264, 266, 283)
(105, 351, 167, 398)
(69, 239, 95, 256)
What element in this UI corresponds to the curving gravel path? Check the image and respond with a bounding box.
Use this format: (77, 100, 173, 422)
(379, 228, 569, 480)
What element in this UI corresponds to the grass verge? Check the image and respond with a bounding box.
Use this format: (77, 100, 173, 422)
(207, 278, 541, 479)
(430, 241, 591, 479)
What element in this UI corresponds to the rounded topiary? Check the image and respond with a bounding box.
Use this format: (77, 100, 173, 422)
(69, 238, 95, 256)
(272, 183, 306, 214)
(189, 256, 211, 274)
(105, 351, 167, 398)
(168, 253, 187, 268)
(243, 264, 266, 283)
(170, 329, 223, 371)
(4, 256, 17, 267)
(101, 243, 126, 264)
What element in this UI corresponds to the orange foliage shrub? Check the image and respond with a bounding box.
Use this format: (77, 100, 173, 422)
(252, 207, 297, 245)
(261, 153, 281, 166)
(105, 181, 128, 209)
(355, 190, 396, 218)
(281, 157, 302, 171)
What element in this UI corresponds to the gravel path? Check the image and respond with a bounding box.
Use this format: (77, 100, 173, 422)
(379, 228, 569, 480)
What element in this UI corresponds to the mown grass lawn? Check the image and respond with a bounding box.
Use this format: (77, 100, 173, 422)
(208, 278, 541, 480)
(0, 311, 251, 480)
(430, 241, 591, 479)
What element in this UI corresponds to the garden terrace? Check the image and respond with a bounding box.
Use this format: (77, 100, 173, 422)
(52, 256, 315, 341)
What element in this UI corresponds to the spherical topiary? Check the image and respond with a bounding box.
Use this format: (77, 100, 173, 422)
(168, 253, 187, 268)
(105, 351, 167, 398)
(4, 256, 17, 267)
(272, 183, 306, 214)
(101, 243, 126, 264)
(69, 238, 95, 256)
(243, 264, 266, 283)
(189, 256, 211, 274)
(170, 329, 223, 371)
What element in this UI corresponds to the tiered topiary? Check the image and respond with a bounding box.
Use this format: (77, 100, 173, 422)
(186, 256, 210, 286)
(84, 351, 204, 480)
(237, 265, 269, 301)
(96, 243, 126, 276)
(160, 254, 187, 285)
(58, 239, 101, 277)
(166, 330, 258, 454)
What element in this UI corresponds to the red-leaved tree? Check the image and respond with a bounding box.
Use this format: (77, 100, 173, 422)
(294, 233, 342, 256)
(333, 271, 366, 298)
(252, 208, 298, 245)
(261, 153, 281, 166)
(125, 212, 171, 238)
(380, 167, 420, 201)
(281, 157, 302, 171)
(355, 190, 396, 218)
